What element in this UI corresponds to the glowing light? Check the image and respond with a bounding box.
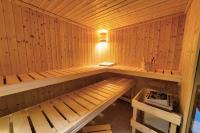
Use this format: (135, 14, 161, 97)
(98, 29, 108, 34)
(96, 42, 107, 52)
(96, 29, 109, 54)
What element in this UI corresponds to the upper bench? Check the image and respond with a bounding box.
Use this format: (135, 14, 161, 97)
(0, 65, 181, 97)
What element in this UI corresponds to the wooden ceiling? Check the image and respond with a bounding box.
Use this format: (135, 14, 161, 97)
(17, 0, 188, 29)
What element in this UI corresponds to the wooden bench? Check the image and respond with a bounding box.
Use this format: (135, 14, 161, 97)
(0, 78, 135, 133)
(0, 65, 106, 97)
(0, 65, 181, 97)
(108, 65, 182, 82)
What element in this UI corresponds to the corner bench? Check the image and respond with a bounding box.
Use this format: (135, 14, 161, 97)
(0, 78, 135, 133)
(0, 65, 181, 97)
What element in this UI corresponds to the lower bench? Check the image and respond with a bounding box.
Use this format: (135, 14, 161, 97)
(0, 78, 134, 133)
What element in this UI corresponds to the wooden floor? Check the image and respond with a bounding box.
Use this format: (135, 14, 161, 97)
(84, 100, 132, 133)
(0, 78, 134, 133)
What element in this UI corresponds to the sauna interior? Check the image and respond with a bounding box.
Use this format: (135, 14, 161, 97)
(0, 0, 200, 133)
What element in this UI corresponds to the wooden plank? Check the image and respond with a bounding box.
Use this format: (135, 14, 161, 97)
(86, 87, 111, 98)
(12, 111, 32, 133)
(21, 7, 35, 72)
(108, 65, 182, 82)
(18, 74, 34, 82)
(0, 116, 10, 133)
(47, 71, 63, 76)
(61, 96, 88, 116)
(12, 3, 28, 74)
(91, 131, 112, 133)
(52, 99, 79, 122)
(131, 120, 157, 133)
(38, 72, 55, 78)
(40, 102, 69, 131)
(1, 0, 20, 74)
(100, 85, 121, 92)
(0, 76, 4, 86)
(28, 72, 46, 80)
(82, 124, 111, 132)
(6, 75, 20, 85)
(28, 107, 55, 133)
(91, 86, 114, 95)
(74, 91, 101, 105)
(0, 0, 12, 75)
(68, 93, 95, 110)
(80, 89, 107, 101)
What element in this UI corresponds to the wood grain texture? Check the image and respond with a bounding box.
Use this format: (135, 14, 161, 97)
(15, 0, 188, 29)
(107, 14, 185, 71)
(0, 73, 107, 117)
(0, 78, 134, 133)
(179, 0, 200, 132)
(0, 0, 98, 76)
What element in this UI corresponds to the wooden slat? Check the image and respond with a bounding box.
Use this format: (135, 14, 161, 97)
(40, 102, 69, 131)
(86, 87, 111, 98)
(46, 71, 64, 76)
(61, 96, 88, 116)
(0, 116, 10, 133)
(28, 72, 46, 80)
(12, 111, 32, 133)
(18, 74, 34, 82)
(74, 91, 102, 105)
(91, 86, 114, 95)
(16, 0, 187, 29)
(92, 131, 112, 133)
(6, 75, 20, 85)
(97, 85, 120, 93)
(0, 78, 134, 133)
(38, 72, 55, 78)
(131, 120, 157, 133)
(82, 124, 111, 132)
(28, 107, 55, 133)
(52, 99, 79, 122)
(81, 89, 107, 101)
(68, 93, 95, 110)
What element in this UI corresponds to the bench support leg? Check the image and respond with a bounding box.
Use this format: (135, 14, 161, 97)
(169, 123, 177, 133)
(132, 108, 138, 133)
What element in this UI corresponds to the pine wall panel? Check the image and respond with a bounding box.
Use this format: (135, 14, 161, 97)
(0, 0, 97, 75)
(179, 0, 200, 132)
(107, 14, 185, 71)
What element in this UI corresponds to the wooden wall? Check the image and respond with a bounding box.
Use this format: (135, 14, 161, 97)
(0, 0, 97, 76)
(107, 14, 185, 71)
(179, 0, 200, 132)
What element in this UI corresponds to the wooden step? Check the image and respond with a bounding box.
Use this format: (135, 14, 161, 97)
(82, 124, 112, 133)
